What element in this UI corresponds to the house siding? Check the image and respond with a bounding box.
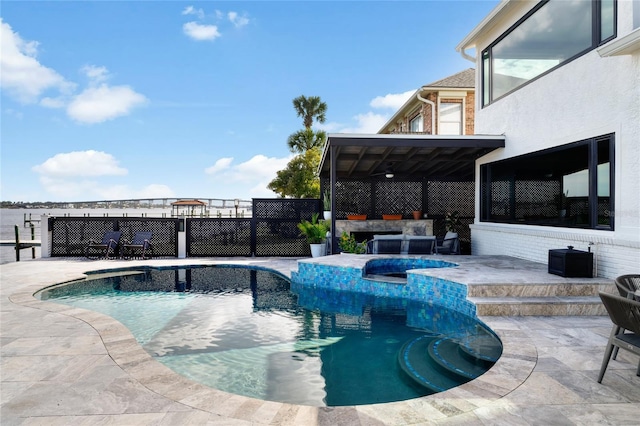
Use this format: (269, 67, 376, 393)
(469, 0, 640, 278)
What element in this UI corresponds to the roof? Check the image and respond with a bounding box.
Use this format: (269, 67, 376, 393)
(378, 68, 476, 134)
(171, 199, 207, 206)
(456, 0, 516, 55)
(319, 133, 505, 181)
(422, 68, 475, 89)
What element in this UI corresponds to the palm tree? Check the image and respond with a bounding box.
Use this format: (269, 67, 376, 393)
(292, 95, 327, 129)
(287, 128, 327, 153)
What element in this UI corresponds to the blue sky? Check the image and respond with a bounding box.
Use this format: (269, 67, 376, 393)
(1, 0, 498, 202)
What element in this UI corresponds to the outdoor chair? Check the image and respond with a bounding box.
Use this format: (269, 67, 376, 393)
(367, 238, 403, 254)
(121, 231, 154, 260)
(407, 236, 436, 255)
(597, 291, 640, 383)
(615, 274, 640, 299)
(612, 274, 640, 360)
(85, 231, 122, 259)
(435, 232, 460, 254)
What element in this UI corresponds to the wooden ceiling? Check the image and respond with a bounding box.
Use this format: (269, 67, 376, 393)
(319, 134, 506, 181)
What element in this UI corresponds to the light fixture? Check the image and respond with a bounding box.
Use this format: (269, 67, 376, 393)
(385, 164, 394, 178)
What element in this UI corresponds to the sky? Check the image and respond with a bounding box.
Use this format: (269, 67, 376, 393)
(0, 0, 499, 203)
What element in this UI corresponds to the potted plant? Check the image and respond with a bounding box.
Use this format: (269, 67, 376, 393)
(445, 211, 461, 233)
(297, 213, 329, 257)
(412, 209, 423, 220)
(322, 189, 331, 221)
(338, 232, 367, 254)
(555, 190, 569, 217)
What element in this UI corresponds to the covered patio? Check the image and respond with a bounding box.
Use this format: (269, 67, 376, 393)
(319, 133, 505, 253)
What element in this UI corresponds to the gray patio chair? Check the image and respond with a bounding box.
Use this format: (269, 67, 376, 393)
(121, 231, 154, 260)
(85, 231, 122, 259)
(435, 232, 459, 254)
(612, 274, 640, 359)
(407, 236, 436, 255)
(597, 291, 640, 383)
(615, 274, 640, 299)
(374, 239, 403, 254)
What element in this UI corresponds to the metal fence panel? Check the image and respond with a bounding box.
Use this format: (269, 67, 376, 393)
(49, 217, 179, 257)
(186, 218, 252, 257)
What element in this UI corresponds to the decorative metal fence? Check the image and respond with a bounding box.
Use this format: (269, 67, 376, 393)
(49, 217, 180, 257)
(186, 198, 321, 257)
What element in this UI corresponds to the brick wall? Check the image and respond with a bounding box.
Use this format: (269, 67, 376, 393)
(471, 223, 640, 279)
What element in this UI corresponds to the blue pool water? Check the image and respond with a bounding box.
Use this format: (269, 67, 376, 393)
(37, 265, 501, 407)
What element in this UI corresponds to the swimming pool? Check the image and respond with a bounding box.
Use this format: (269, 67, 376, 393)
(37, 265, 501, 407)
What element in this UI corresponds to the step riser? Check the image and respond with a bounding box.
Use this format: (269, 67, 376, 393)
(476, 303, 607, 316)
(467, 283, 613, 298)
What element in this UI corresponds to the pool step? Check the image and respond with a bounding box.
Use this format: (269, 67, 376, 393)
(398, 333, 500, 393)
(465, 281, 613, 316)
(469, 296, 607, 316)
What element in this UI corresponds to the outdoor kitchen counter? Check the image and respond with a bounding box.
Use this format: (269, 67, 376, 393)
(335, 219, 433, 236)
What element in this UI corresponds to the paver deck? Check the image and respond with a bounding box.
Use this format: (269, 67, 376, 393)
(1, 256, 639, 425)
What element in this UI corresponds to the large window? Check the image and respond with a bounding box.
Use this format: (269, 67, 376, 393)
(409, 114, 423, 133)
(480, 134, 614, 230)
(482, 0, 617, 105)
(439, 102, 462, 135)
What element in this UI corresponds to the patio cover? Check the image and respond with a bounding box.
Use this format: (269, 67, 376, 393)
(319, 133, 506, 181)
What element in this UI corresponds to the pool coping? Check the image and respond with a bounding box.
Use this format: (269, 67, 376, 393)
(5, 256, 538, 423)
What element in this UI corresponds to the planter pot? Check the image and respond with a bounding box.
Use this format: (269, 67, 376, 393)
(310, 243, 324, 257)
(412, 210, 422, 220)
(347, 215, 367, 220)
(383, 214, 402, 220)
(323, 211, 332, 221)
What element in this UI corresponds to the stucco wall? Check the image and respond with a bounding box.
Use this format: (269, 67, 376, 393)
(468, 0, 640, 278)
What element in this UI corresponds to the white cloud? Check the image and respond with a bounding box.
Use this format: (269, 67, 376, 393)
(183, 21, 221, 41)
(40, 97, 65, 108)
(369, 90, 415, 110)
(32, 151, 176, 199)
(335, 112, 390, 134)
(0, 18, 75, 103)
(32, 150, 128, 178)
(204, 154, 293, 198)
(81, 64, 110, 83)
(228, 11, 249, 28)
(67, 84, 147, 124)
(205, 157, 234, 174)
(182, 6, 205, 20)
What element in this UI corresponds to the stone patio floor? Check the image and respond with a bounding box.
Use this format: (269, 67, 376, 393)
(1, 256, 639, 425)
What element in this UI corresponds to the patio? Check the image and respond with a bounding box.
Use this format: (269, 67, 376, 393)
(1, 256, 639, 425)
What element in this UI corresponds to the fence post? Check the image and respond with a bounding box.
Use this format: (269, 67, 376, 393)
(178, 218, 186, 258)
(40, 214, 51, 258)
(14, 225, 20, 262)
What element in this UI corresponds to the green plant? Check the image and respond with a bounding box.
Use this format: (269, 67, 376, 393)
(338, 232, 367, 254)
(297, 213, 329, 244)
(322, 189, 331, 211)
(445, 211, 461, 232)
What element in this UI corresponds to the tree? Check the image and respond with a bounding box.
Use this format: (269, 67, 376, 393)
(267, 95, 327, 197)
(287, 127, 327, 153)
(292, 95, 327, 129)
(267, 148, 321, 198)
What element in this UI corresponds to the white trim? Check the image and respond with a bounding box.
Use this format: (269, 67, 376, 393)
(455, 0, 514, 54)
(598, 27, 640, 56)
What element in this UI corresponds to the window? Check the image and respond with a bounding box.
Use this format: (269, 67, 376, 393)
(409, 114, 423, 133)
(439, 102, 462, 135)
(480, 134, 614, 230)
(482, 0, 617, 105)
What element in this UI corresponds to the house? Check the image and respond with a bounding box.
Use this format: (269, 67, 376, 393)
(456, 0, 640, 278)
(378, 68, 476, 136)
